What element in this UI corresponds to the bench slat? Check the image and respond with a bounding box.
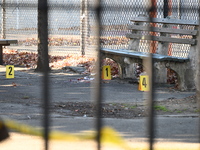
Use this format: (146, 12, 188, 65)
(0, 39, 18, 45)
(130, 17, 199, 26)
(101, 48, 189, 62)
(126, 33, 196, 45)
(153, 36, 196, 45)
(128, 25, 198, 35)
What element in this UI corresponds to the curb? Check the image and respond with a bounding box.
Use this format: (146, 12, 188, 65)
(157, 114, 199, 118)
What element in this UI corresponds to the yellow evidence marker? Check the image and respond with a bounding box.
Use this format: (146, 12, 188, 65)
(138, 75, 149, 91)
(6, 65, 14, 78)
(102, 65, 111, 80)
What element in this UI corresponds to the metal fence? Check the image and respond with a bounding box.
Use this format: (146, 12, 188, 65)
(0, 1, 200, 150)
(0, 0, 199, 57)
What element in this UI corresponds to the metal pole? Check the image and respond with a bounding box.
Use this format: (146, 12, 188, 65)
(1, 0, 5, 39)
(197, 7, 200, 145)
(163, 0, 173, 56)
(163, 0, 172, 18)
(94, 0, 102, 149)
(168, 0, 172, 16)
(179, 0, 182, 19)
(80, 0, 85, 56)
(16, 0, 19, 29)
(0, 46, 3, 65)
(149, 0, 157, 54)
(38, 0, 50, 150)
(148, 1, 157, 149)
(80, 0, 89, 56)
(145, 53, 155, 150)
(0, 0, 4, 64)
(163, 0, 168, 18)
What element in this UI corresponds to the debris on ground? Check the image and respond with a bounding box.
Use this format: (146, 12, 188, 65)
(3, 50, 178, 86)
(52, 94, 198, 119)
(68, 76, 94, 83)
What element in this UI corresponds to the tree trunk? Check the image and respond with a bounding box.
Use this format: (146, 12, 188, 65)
(35, 0, 50, 72)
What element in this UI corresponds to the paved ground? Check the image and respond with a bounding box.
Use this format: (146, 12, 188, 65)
(0, 65, 199, 150)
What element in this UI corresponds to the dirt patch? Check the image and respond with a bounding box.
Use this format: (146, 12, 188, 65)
(52, 95, 198, 119)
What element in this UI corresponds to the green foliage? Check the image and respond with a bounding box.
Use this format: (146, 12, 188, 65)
(121, 103, 137, 109)
(194, 109, 200, 113)
(154, 105, 169, 112)
(176, 110, 182, 113)
(129, 105, 137, 109)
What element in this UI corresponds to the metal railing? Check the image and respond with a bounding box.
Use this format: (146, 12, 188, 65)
(0, 1, 200, 150)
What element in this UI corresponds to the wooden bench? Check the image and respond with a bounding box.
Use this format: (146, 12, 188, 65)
(101, 17, 199, 91)
(0, 39, 18, 65)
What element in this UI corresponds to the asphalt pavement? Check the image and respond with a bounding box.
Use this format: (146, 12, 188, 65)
(0, 66, 199, 150)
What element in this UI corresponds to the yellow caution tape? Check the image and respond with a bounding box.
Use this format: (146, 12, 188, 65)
(2, 119, 199, 150)
(3, 119, 92, 141)
(100, 127, 133, 150)
(2, 119, 132, 149)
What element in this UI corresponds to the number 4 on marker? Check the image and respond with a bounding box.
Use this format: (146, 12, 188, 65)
(6, 65, 14, 78)
(139, 75, 149, 91)
(142, 78, 147, 88)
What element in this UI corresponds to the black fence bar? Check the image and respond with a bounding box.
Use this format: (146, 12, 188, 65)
(163, 0, 169, 18)
(198, 9, 200, 145)
(148, 2, 157, 149)
(95, 0, 103, 150)
(146, 53, 155, 150)
(0, 1, 199, 150)
(38, 0, 50, 150)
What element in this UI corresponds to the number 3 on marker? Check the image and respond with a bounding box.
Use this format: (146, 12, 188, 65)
(6, 65, 14, 78)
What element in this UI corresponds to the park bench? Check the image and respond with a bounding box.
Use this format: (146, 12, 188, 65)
(101, 16, 199, 91)
(0, 39, 18, 65)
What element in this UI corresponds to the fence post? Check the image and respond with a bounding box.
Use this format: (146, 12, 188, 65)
(94, 0, 103, 149)
(196, 10, 200, 143)
(148, 1, 157, 150)
(80, 0, 89, 56)
(1, 0, 5, 39)
(38, 0, 50, 150)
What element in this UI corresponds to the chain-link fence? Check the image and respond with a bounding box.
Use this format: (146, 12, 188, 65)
(0, 0, 199, 57)
(0, 1, 200, 150)
(87, 0, 199, 58)
(2, 0, 81, 56)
